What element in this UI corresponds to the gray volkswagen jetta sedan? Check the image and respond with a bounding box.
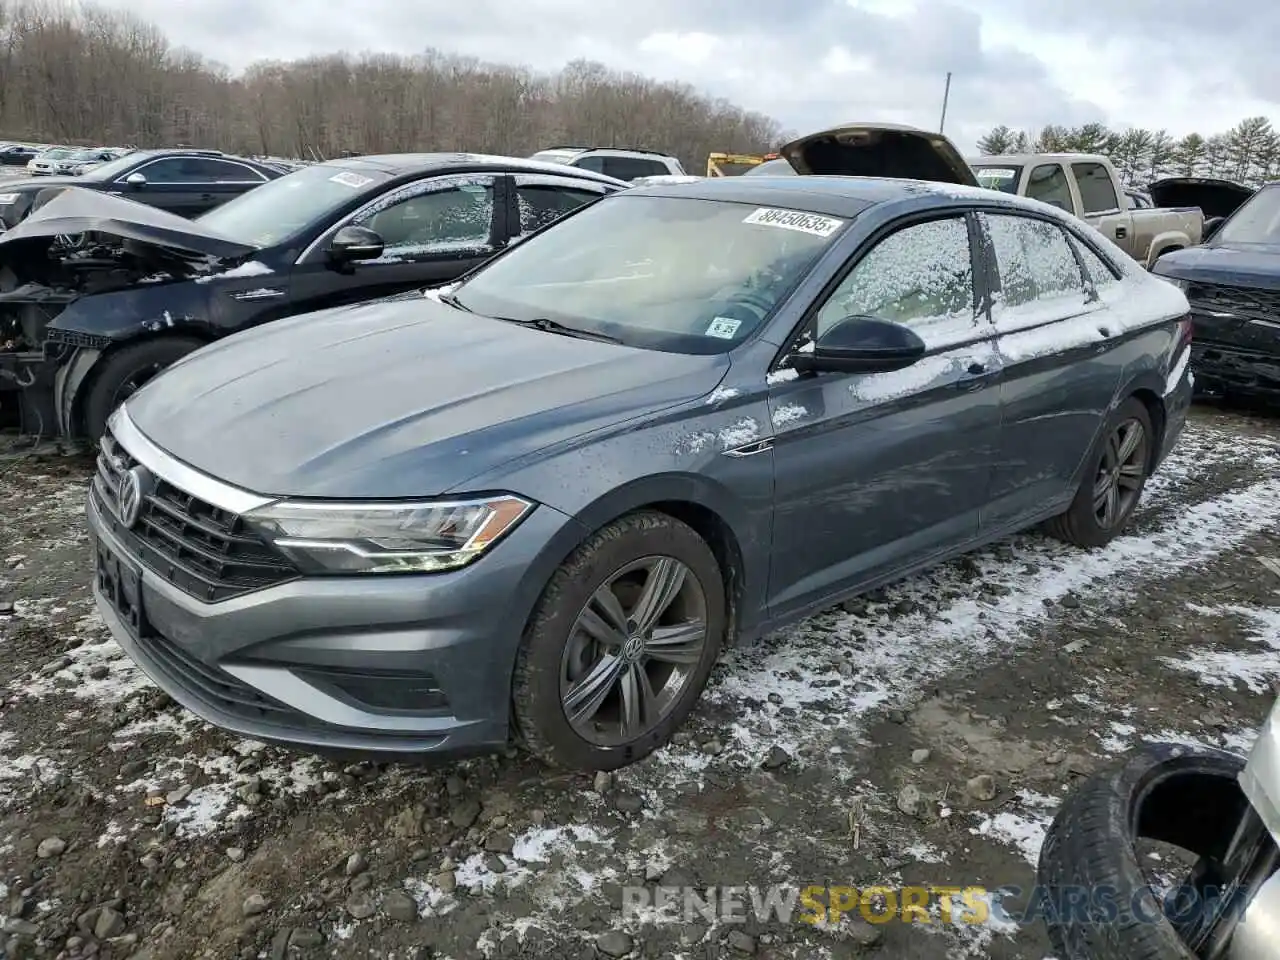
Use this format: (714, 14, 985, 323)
(87, 157, 1194, 772)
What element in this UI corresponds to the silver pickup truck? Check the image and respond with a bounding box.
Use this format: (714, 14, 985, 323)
(969, 153, 1203, 268)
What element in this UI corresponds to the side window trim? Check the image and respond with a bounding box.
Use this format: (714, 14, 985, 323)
(115, 156, 267, 185)
(295, 173, 500, 265)
(768, 208, 993, 374)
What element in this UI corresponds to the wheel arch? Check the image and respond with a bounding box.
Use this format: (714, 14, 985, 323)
(525, 474, 761, 650)
(67, 327, 216, 436)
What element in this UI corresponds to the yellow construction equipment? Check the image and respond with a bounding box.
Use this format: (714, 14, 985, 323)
(706, 152, 779, 177)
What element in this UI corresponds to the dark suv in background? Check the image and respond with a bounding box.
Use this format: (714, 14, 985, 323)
(1152, 183, 1280, 402)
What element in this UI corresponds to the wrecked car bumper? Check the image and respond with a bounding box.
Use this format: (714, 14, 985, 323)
(1190, 341, 1280, 399)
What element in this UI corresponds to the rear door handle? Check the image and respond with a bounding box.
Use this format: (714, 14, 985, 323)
(1115, 225, 1128, 239)
(200, 193, 214, 201)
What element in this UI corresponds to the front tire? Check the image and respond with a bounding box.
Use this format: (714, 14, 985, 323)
(81, 337, 205, 440)
(1046, 396, 1153, 547)
(512, 511, 727, 771)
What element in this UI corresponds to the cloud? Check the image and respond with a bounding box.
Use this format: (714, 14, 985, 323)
(97, 0, 1277, 151)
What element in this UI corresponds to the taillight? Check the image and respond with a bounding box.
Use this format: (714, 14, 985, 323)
(1179, 315, 1194, 349)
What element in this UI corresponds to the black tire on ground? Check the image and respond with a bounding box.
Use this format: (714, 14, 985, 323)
(1045, 395, 1154, 548)
(81, 337, 205, 440)
(1037, 743, 1248, 960)
(512, 510, 727, 771)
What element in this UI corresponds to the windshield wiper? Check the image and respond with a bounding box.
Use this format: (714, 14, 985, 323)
(435, 289, 471, 312)
(490, 315, 622, 344)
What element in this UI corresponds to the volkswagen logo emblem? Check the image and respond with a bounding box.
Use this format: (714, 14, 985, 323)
(117, 465, 152, 529)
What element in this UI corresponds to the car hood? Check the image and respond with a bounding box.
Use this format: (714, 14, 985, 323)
(125, 299, 728, 499)
(0, 186, 259, 262)
(780, 122, 979, 187)
(1154, 243, 1280, 291)
(1147, 178, 1255, 220)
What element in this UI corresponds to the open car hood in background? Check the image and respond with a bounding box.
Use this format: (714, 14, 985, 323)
(780, 122, 980, 187)
(1147, 177, 1256, 220)
(0, 186, 260, 261)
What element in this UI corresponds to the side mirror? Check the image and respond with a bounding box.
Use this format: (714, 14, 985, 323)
(124, 172, 147, 187)
(1203, 217, 1224, 242)
(791, 315, 926, 375)
(327, 225, 384, 263)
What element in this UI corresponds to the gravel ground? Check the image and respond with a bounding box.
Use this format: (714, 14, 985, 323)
(2, 404, 1280, 960)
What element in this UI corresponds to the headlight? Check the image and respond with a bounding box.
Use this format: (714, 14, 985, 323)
(243, 495, 533, 574)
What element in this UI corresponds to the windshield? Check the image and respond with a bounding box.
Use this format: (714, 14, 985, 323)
(1214, 185, 1280, 246)
(69, 149, 103, 161)
(79, 152, 143, 181)
(973, 165, 1021, 194)
(452, 194, 846, 354)
(196, 164, 392, 247)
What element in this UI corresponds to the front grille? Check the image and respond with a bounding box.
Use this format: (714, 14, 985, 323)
(1186, 281, 1280, 320)
(92, 430, 299, 602)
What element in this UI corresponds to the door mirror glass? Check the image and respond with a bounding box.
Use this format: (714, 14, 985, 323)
(327, 225, 385, 263)
(792, 315, 927, 374)
(124, 172, 147, 187)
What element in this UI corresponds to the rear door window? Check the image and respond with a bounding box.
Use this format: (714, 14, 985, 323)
(983, 212, 1089, 330)
(515, 184, 602, 235)
(1026, 164, 1074, 212)
(1072, 162, 1121, 215)
(598, 156, 669, 181)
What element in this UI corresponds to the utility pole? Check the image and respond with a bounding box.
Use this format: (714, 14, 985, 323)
(939, 72, 952, 134)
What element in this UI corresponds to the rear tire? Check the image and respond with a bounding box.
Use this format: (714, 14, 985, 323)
(512, 510, 726, 771)
(1046, 396, 1153, 547)
(1037, 744, 1248, 960)
(81, 337, 205, 440)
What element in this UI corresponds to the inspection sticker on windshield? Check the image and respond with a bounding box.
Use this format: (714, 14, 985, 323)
(705, 316, 742, 339)
(978, 168, 1016, 180)
(0, 194, 18, 204)
(329, 171, 374, 189)
(742, 207, 844, 237)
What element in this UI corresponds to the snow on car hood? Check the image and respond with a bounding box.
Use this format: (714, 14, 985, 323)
(0, 186, 259, 262)
(124, 298, 728, 499)
(1154, 244, 1280, 291)
(780, 122, 979, 187)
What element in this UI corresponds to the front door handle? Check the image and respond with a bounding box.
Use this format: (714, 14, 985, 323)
(1115, 225, 1128, 239)
(200, 193, 214, 202)
(967, 362, 986, 375)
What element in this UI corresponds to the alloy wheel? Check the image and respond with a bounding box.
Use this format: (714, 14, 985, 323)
(560, 556, 708, 747)
(1092, 417, 1147, 529)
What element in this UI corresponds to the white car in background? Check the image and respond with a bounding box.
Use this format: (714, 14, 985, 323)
(26, 147, 74, 175)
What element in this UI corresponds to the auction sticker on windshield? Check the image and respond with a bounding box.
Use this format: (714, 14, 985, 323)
(706, 317, 742, 339)
(330, 171, 374, 189)
(743, 207, 844, 238)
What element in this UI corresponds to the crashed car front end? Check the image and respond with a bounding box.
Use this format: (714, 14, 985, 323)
(0, 186, 259, 436)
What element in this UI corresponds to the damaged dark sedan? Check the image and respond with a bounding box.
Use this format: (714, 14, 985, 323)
(0, 155, 626, 438)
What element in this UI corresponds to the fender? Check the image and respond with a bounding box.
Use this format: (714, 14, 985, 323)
(1145, 229, 1191, 268)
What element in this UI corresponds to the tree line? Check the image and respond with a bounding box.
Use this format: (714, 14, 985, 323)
(0, 0, 786, 169)
(975, 118, 1280, 188)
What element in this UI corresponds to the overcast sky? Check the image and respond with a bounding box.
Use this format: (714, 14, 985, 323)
(101, 0, 1278, 152)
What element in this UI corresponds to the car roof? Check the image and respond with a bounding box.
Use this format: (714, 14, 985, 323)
(623, 174, 996, 218)
(319, 152, 629, 187)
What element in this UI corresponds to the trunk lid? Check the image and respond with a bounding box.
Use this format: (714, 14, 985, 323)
(779, 122, 979, 187)
(1147, 177, 1255, 220)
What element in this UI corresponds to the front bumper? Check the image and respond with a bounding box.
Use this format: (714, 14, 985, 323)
(1191, 341, 1280, 399)
(87, 451, 574, 757)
